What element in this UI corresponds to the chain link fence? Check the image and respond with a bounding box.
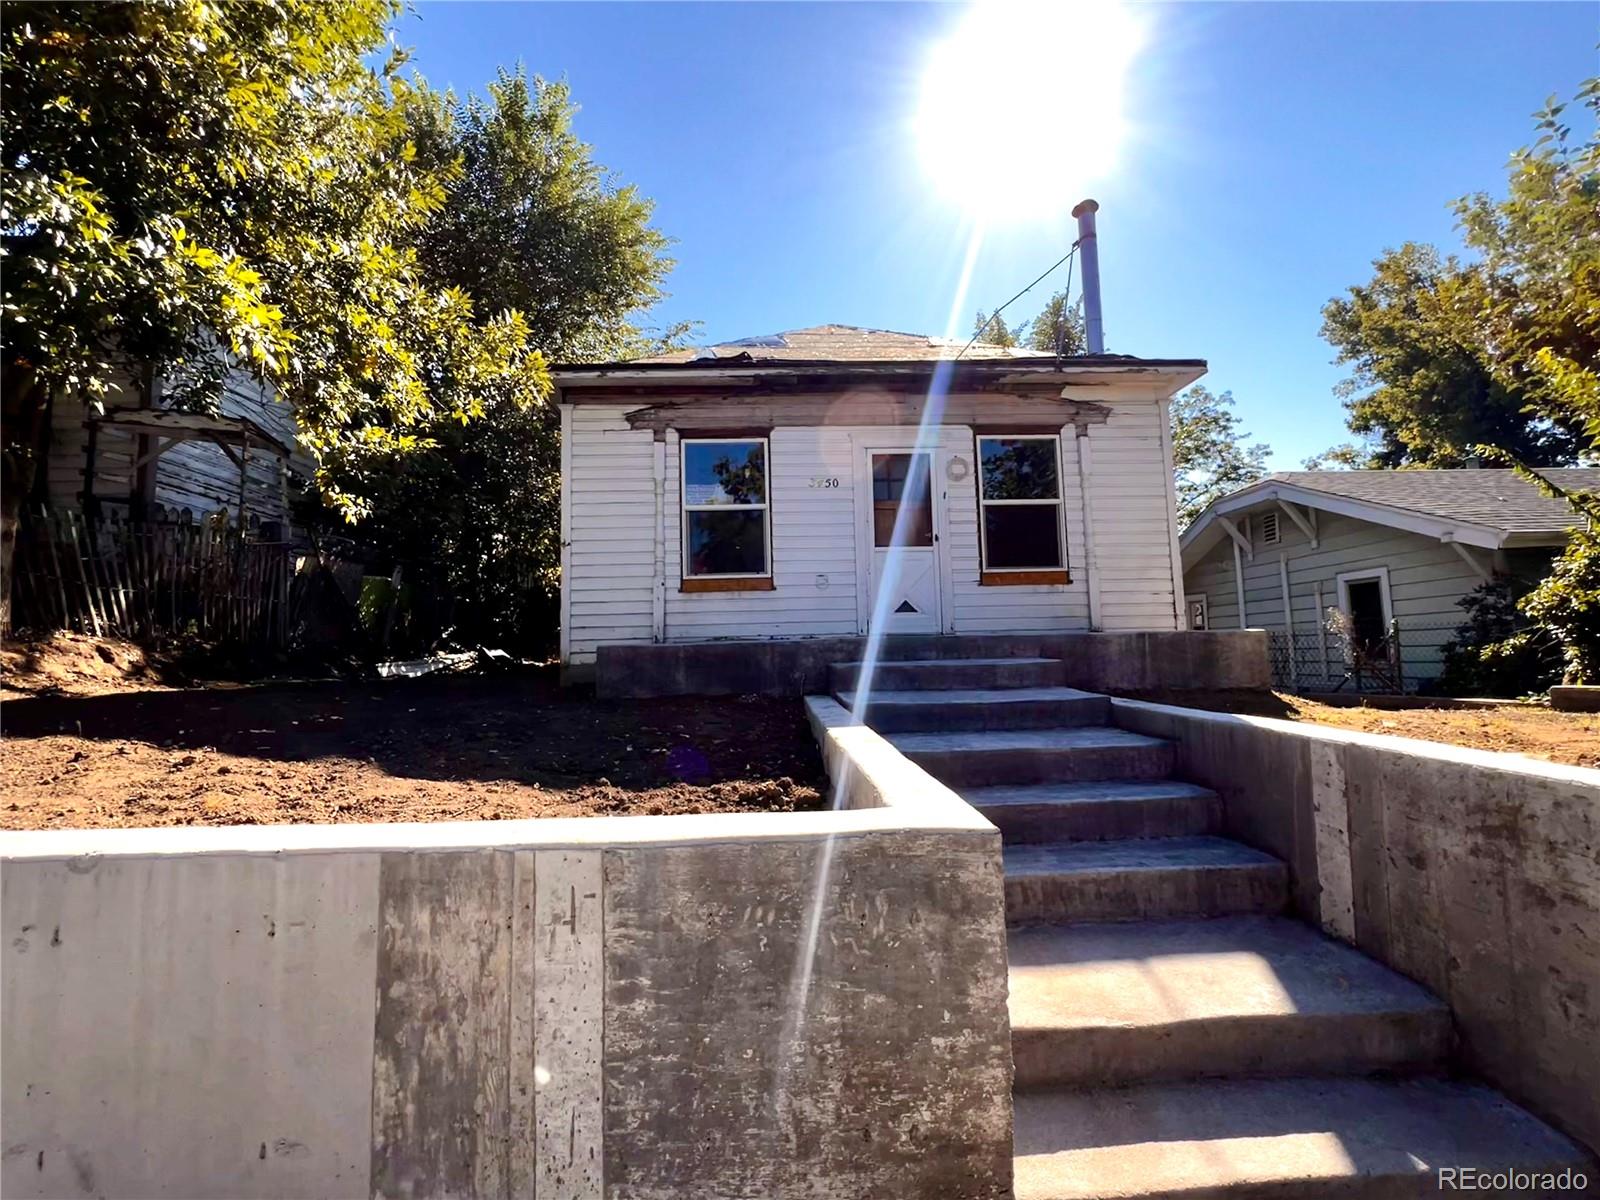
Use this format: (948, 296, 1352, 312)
(1268, 616, 1461, 695)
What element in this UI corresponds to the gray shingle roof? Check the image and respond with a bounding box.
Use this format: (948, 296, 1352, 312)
(634, 324, 1057, 364)
(1266, 469, 1600, 535)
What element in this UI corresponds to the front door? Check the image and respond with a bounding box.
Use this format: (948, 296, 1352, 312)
(866, 450, 940, 633)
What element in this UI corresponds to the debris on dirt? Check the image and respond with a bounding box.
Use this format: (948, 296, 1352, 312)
(1, 670, 828, 830)
(1122, 689, 1600, 769)
(375, 651, 476, 679)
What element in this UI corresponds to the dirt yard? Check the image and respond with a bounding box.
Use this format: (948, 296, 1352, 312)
(1126, 689, 1600, 769)
(1, 646, 827, 829)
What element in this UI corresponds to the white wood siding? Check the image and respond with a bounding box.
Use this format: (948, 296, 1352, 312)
(561, 394, 1184, 660)
(1088, 398, 1183, 631)
(565, 405, 657, 659)
(662, 425, 860, 642)
(946, 427, 1090, 633)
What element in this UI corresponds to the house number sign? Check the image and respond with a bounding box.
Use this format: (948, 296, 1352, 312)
(809, 476, 841, 488)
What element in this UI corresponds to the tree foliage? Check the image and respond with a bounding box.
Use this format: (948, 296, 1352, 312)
(337, 70, 684, 652)
(1171, 386, 1271, 528)
(1437, 576, 1560, 697)
(1320, 80, 1598, 473)
(971, 289, 1085, 355)
(1320, 243, 1582, 467)
(1022, 289, 1086, 355)
(972, 309, 1020, 348)
(1321, 79, 1599, 681)
(1472, 82, 1600, 683)
(1, 0, 549, 522)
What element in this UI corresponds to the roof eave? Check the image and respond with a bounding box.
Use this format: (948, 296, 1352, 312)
(1179, 479, 1517, 570)
(553, 357, 1207, 397)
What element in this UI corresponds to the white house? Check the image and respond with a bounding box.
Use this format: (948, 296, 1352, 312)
(1180, 468, 1600, 691)
(555, 325, 1205, 669)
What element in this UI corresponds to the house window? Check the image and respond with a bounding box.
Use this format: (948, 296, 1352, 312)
(1259, 510, 1281, 546)
(976, 435, 1067, 581)
(681, 438, 771, 585)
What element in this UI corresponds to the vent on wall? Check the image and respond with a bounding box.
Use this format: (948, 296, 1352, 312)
(1259, 510, 1281, 546)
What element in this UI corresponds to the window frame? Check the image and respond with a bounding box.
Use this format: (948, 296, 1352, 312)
(680, 435, 774, 586)
(974, 433, 1069, 583)
(1335, 566, 1393, 631)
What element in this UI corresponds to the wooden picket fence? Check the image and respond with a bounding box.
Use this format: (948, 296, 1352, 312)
(8, 505, 297, 649)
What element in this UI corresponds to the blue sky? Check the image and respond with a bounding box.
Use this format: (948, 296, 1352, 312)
(401, 2, 1594, 468)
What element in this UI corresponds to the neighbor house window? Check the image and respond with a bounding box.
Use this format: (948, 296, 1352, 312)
(976, 435, 1067, 582)
(681, 437, 772, 586)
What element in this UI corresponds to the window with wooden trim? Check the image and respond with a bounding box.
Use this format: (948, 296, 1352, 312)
(681, 437, 771, 580)
(976, 435, 1066, 574)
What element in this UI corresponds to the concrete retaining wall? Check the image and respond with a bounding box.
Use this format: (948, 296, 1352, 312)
(596, 629, 1270, 698)
(2, 719, 1012, 1199)
(1111, 698, 1600, 1154)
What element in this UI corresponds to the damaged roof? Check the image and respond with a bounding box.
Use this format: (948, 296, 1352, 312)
(629, 324, 1058, 364)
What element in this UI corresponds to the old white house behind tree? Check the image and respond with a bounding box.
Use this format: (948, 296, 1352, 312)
(555, 325, 1205, 669)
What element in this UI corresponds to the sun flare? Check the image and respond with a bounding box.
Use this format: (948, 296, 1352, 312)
(915, 0, 1145, 221)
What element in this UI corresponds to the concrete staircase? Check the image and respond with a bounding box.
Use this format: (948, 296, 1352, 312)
(830, 654, 1595, 1200)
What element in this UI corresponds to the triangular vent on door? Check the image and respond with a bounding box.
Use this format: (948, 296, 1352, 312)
(894, 600, 919, 613)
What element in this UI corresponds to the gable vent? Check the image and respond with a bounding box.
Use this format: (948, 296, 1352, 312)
(1259, 511, 1281, 546)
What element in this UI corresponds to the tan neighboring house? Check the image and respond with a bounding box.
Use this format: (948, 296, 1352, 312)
(554, 324, 1206, 667)
(1180, 468, 1600, 690)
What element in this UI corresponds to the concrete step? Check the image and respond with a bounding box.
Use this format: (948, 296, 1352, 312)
(966, 780, 1220, 844)
(1013, 1075, 1597, 1200)
(890, 727, 1175, 788)
(834, 686, 1110, 733)
(1003, 837, 1287, 924)
(828, 656, 1064, 693)
(1008, 916, 1453, 1089)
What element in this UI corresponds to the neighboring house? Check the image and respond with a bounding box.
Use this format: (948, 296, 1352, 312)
(554, 324, 1204, 667)
(1180, 468, 1600, 691)
(39, 360, 306, 534)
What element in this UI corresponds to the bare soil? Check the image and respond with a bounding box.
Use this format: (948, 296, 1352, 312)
(1, 654, 827, 830)
(1126, 689, 1600, 770)
(1, 632, 185, 699)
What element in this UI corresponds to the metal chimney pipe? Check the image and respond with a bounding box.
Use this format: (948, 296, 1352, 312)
(1072, 199, 1105, 354)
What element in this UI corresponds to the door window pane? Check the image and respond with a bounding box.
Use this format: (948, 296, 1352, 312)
(983, 504, 1063, 569)
(872, 453, 933, 548)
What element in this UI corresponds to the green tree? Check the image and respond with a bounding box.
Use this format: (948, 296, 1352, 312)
(1, 1, 548, 615)
(340, 71, 685, 652)
(972, 289, 1085, 355)
(1301, 443, 1369, 470)
(1320, 243, 1583, 467)
(1171, 386, 1271, 528)
(1466, 81, 1600, 682)
(972, 310, 1021, 348)
(1023, 289, 1086, 355)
